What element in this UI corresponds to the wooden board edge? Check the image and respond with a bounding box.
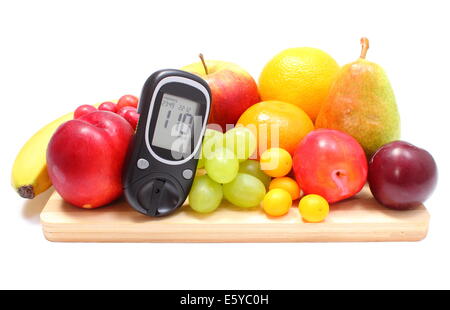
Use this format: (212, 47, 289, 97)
(41, 221, 429, 243)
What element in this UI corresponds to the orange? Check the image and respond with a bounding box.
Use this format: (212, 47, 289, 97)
(260, 148, 292, 178)
(259, 47, 340, 121)
(237, 100, 314, 156)
(269, 177, 301, 200)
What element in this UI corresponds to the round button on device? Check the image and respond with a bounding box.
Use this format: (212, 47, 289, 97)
(182, 169, 193, 180)
(137, 158, 149, 170)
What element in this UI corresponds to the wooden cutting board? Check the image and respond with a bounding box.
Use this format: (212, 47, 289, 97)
(40, 186, 429, 242)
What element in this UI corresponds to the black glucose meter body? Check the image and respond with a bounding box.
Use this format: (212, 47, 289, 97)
(123, 69, 211, 217)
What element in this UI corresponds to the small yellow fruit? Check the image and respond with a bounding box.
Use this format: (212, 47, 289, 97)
(262, 188, 292, 217)
(299, 194, 329, 223)
(260, 148, 292, 177)
(269, 177, 301, 200)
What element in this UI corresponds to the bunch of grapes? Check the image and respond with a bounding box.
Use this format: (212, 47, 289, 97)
(188, 127, 270, 213)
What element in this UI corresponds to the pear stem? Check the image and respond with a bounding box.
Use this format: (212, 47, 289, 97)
(199, 53, 208, 75)
(360, 37, 369, 59)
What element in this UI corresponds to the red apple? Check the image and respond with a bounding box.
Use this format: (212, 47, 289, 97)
(182, 55, 260, 131)
(293, 129, 368, 203)
(47, 111, 134, 208)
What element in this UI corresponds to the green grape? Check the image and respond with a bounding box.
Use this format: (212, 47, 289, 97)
(239, 160, 272, 189)
(205, 147, 239, 184)
(189, 175, 223, 213)
(223, 173, 266, 208)
(197, 154, 205, 169)
(202, 129, 224, 160)
(224, 126, 257, 162)
(204, 128, 223, 143)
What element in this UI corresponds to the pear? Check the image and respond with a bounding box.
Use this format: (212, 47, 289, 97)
(315, 38, 400, 157)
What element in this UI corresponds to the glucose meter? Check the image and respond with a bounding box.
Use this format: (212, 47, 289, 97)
(123, 69, 211, 217)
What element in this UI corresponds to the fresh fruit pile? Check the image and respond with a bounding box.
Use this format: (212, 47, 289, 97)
(12, 37, 438, 225)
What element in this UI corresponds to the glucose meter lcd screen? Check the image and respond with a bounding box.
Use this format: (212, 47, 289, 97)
(151, 93, 200, 156)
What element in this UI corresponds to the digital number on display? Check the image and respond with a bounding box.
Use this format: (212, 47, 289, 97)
(151, 93, 200, 156)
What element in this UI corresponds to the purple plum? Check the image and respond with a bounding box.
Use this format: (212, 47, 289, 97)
(368, 141, 437, 210)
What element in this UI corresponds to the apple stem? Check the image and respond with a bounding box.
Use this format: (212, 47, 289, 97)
(360, 37, 369, 59)
(199, 53, 208, 75)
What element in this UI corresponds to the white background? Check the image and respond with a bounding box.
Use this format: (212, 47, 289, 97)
(1, 0, 449, 289)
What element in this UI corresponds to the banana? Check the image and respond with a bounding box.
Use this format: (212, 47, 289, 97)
(11, 112, 74, 198)
(12, 103, 104, 199)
